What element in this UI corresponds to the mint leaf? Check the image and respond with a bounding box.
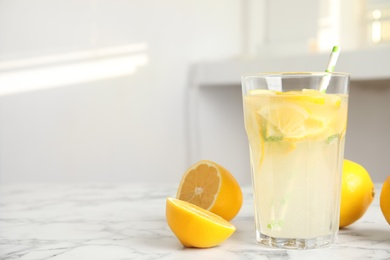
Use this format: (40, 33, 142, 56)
(261, 120, 284, 142)
(326, 134, 340, 144)
(267, 219, 284, 230)
(265, 135, 284, 142)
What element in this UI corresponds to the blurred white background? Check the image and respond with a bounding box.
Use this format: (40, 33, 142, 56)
(0, 0, 389, 184)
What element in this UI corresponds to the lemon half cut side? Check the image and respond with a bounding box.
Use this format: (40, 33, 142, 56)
(176, 160, 243, 221)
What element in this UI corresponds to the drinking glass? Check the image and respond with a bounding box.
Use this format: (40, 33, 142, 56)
(242, 72, 349, 249)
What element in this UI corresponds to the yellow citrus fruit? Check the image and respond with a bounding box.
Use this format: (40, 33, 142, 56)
(176, 160, 242, 221)
(165, 197, 236, 248)
(339, 159, 375, 228)
(259, 103, 310, 140)
(380, 176, 390, 224)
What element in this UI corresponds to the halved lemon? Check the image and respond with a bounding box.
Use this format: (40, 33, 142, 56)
(166, 197, 236, 248)
(176, 160, 243, 221)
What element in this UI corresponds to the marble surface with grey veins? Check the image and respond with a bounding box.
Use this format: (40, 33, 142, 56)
(0, 183, 389, 259)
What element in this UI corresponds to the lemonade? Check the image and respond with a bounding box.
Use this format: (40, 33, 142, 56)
(242, 74, 349, 249)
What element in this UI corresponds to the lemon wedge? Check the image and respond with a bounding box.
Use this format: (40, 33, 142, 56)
(166, 197, 236, 248)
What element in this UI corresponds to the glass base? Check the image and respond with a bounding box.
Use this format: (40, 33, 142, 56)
(257, 231, 337, 250)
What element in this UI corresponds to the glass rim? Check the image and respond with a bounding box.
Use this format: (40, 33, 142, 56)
(242, 71, 350, 79)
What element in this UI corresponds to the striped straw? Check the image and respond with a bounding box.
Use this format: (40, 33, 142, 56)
(319, 46, 341, 92)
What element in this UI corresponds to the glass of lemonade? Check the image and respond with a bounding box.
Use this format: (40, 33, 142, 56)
(242, 72, 349, 249)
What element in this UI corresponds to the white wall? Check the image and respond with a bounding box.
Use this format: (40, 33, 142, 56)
(345, 80, 390, 183)
(0, 0, 242, 183)
(2, 0, 386, 185)
(195, 85, 251, 185)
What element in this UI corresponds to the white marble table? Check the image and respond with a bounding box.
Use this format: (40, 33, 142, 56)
(0, 183, 389, 260)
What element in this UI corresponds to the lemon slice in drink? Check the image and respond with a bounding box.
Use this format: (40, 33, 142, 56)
(282, 89, 326, 105)
(259, 103, 310, 140)
(303, 116, 329, 139)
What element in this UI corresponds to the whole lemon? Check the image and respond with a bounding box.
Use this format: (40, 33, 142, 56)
(339, 159, 375, 228)
(380, 176, 390, 225)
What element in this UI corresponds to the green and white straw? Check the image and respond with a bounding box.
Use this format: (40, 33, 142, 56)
(319, 46, 341, 92)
